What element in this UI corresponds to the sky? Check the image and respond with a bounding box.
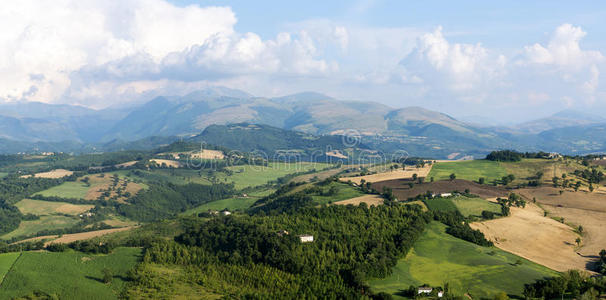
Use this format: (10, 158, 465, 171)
(1, 0, 605, 123)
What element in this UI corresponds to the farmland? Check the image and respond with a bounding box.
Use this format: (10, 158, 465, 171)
(182, 188, 275, 214)
(369, 222, 559, 299)
(423, 197, 458, 213)
(333, 194, 384, 206)
(518, 186, 606, 258)
(470, 203, 587, 272)
(34, 173, 144, 202)
(0, 247, 141, 299)
(372, 179, 508, 201)
(121, 162, 333, 190)
(0, 252, 20, 284)
(15, 199, 93, 216)
(339, 164, 432, 185)
(34, 181, 91, 199)
(1, 215, 80, 240)
(450, 195, 502, 217)
(428, 160, 507, 182)
(311, 181, 365, 205)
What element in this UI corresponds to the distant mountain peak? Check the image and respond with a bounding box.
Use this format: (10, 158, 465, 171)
(273, 91, 334, 103)
(183, 86, 253, 100)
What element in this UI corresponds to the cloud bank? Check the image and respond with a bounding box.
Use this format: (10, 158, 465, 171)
(0, 1, 604, 120)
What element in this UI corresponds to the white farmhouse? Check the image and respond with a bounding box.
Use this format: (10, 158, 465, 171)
(299, 234, 314, 243)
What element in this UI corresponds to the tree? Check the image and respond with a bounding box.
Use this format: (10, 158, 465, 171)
(412, 173, 418, 181)
(552, 176, 559, 187)
(449, 173, 456, 181)
(102, 268, 113, 284)
(559, 190, 564, 195)
(478, 177, 485, 184)
(576, 237, 581, 246)
(430, 177, 434, 182)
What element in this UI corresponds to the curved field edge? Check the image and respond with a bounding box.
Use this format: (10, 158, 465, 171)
(0, 252, 21, 286)
(0, 247, 141, 300)
(369, 222, 558, 299)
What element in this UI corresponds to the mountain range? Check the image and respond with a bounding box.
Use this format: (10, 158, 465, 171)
(1, 87, 606, 157)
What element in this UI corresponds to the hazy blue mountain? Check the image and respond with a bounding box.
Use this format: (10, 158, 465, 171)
(514, 109, 606, 134)
(1, 88, 606, 156)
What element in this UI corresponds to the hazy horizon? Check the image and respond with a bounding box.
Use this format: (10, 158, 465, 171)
(1, 1, 605, 123)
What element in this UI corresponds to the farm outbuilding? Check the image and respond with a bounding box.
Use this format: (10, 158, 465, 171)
(299, 235, 314, 243)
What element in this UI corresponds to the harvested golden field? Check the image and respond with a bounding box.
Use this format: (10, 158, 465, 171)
(20, 169, 74, 179)
(85, 175, 143, 202)
(519, 186, 606, 258)
(325, 150, 348, 159)
(161, 150, 225, 160)
(115, 160, 139, 168)
(339, 164, 433, 185)
(44, 227, 135, 246)
(333, 195, 384, 206)
(149, 159, 183, 168)
(15, 199, 93, 216)
(190, 149, 225, 160)
(471, 203, 588, 272)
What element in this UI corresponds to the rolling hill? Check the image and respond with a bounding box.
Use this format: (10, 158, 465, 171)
(1, 87, 606, 157)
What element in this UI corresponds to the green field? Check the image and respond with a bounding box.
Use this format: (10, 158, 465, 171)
(428, 160, 508, 182)
(15, 199, 93, 216)
(423, 197, 458, 213)
(450, 196, 502, 217)
(0, 172, 7, 178)
(369, 222, 558, 299)
(1, 215, 80, 240)
(0, 247, 141, 299)
(120, 162, 333, 190)
(220, 162, 332, 189)
(182, 188, 275, 214)
(0, 252, 20, 285)
(34, 181, 91, 199)
(311, 182, 365, 205)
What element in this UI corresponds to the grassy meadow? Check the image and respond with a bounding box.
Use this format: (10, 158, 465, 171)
(423, 197, 458, 213)
(118, 162, 333, 190)
(0, 252, 20, 285)
(34, 181, 91, 199)
(311, 182, 365, 205)
(429, 160, 508, 182)
(15, 199, 93, 216)
(182, 189, 275, 214)
(0, 247, 141, 299)
(1, 215, 80, 240)
(369, 222, 559, 299)
(450, 196, 502, 217)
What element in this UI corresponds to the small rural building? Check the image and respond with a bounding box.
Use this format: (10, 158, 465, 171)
(277, 230, 290, 236)
(417, 287, 443, 298)
(440, 193, 452, 197)
(299, 234, 314, 243)
(221, 210, 231, 216)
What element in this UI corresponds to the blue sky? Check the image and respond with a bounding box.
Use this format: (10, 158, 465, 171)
(1, 0, 605, 123)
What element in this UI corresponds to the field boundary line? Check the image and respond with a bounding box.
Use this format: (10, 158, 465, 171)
(0, 252, 23, 288)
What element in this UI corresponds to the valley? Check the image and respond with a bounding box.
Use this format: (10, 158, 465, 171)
(0, 131, 605, 299)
